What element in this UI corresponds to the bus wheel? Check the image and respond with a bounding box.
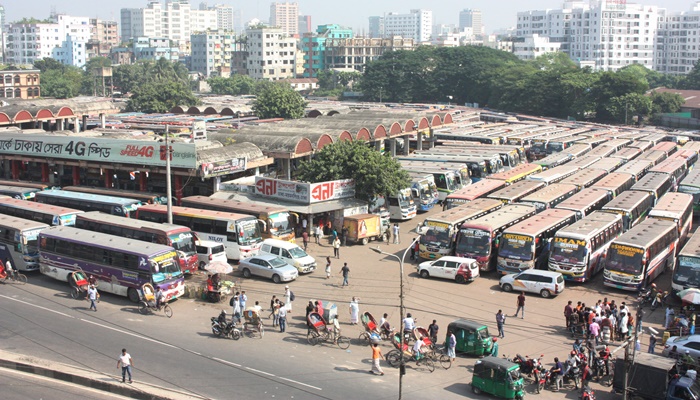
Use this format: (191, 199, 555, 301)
(127, 288, 140, 303)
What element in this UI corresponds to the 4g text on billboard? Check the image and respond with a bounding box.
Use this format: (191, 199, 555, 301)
(254, 177, 355, 204)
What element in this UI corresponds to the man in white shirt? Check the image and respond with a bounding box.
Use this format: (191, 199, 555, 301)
(403, 313, 415, 334)
(116, 348, 134, 383)
(413, 337, 425, 359)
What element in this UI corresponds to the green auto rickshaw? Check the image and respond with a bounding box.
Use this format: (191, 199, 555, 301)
(447, 319, 493, 357)
(472, 356, 525, 400)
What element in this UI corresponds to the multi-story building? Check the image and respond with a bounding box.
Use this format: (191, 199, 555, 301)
(6, 14, 90, 67)
(383, 9, 432, 43)
(236, 27, 297, 80)
(300, 24, 353, 78)
(270, 2, 299, 37)
(368, 16, 385, 38)
(110, 37, 180, 65)
(513, 34, 563, 60)
(516, 0, 659, 71)
(656, 2, 700, 75)
(324, 37, 416, 72)
(88, 19, 119, 58)
(459, 9, 483, 36)
(0, 69, 40, 99)
(190, 29, 234, 77)
(298, 15, 312, 35)
(0, 5, 5, 63)
(212, 4, 235, 32)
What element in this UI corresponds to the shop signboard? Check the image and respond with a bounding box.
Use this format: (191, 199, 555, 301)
(255, 177, 356, 204)
(200, 157, 247, 177)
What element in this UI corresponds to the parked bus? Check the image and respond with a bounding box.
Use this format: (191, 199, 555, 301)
(587, 157, 625, 174)
(398, 154, 489, 181)
(527, 165, 580, 186)
(639, 149, 668, 166)
(507, 131, 549, 147)
(0, 180, 53, 190)
(578, 137, 608, 149)
(565, 143, 593, 159)
(555, 188, 613, 219)
(35, 190, 142, 217)
(455, 204, 537, 271)
(567, 156, 602, 170)
(496, 209, 578, 274)
(591, 172, 637, 197)
(678, 168, 700, 215)
(603, 219, 678, 291)
(75, 211, 198, 274)
(674, 230, 700, 292)
(0, 197, 82, 226)
(628, 140, 654, 152)
(444, 179, 507, 210)
(560, 168, 608, 191)
(0, 185, 41, 200)
(630, 173, 673, 205)
(407, 172, 440, 212)
(181, 195, 297, 242)
(648, 192, 693, 246)
(401, 162, 467, 201)
(648, 157, 688, 191)
(419, 199, 503, 260)
(62, 186, 167, 205)
(529, 132, 576, 159)
(671, 149, 699, 171)
(610, 147, 642, 162)
(615, 159, 653, 182)
(549, 211, 624, 282)
(600, 190, 655, 231)
(650, 141, 679, 157)
(488, 180, 546, 204)
(0, 215, 49, 272)
(605, 139, 634, 152)
(533, 153, 574, 170)
(489, 163, 543, 185)
(585, 145, 616, 158)
(136, 205, 263, 261)
(519, 183, 579, 213)
(387, 187, 418, 220)
(39, 226, 185, 303)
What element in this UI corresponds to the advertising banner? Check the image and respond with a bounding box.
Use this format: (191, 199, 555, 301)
(200, 157, 247, 177)
(254, 177, 355, 204)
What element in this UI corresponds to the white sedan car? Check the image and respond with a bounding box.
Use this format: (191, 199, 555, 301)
(417, 256, 479, 283)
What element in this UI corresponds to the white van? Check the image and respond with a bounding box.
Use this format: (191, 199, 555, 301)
(499, 270, 565, 298)
(259, 239, 317, 274)
(195, 240, 228, 270)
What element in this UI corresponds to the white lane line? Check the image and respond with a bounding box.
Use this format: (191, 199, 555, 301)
(278, 377, 323, 391)
(213, 357, 240, 367)
(80, 319, 177, 348)
(0, 295, 75, 318)
(245, 367, 275, 376)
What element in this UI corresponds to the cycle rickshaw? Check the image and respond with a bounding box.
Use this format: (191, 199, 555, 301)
(306, 311, 351, 349)
(242, 309, 264, 338)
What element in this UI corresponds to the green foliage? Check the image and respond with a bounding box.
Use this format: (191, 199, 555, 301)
(112, 59, 189, 94)
(296, 141, 410, 202)
(33, 58, 65, 73)
(605, 93, 653, 124)
(678, 61, 700, 90)
(650, 92, 685, 114)
(125, 81, 200, 113)
(14, 17, 52, 24)
(252, 83, 307, 119)
(208, 75, 256, 95)
(41, 68, 83, 98)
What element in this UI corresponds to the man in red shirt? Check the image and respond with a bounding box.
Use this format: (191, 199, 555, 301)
(514, 292, 526, 319)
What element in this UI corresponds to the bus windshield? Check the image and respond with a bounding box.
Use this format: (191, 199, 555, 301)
(151, 252, 182, 283)
(606, 244, 644, 275)
(549, 142, 565, 152)
(238, 220, 261, 245)
(499, 235, 534, 261)
(168, 232, 195, 254)
(550, 240, 587, 264)
(24, 228, 43, 254)
(269, 212, 293, 235)
(675, 256, 700, 288)
(456, 229, 490, 256)
(421, 227, 451, 248)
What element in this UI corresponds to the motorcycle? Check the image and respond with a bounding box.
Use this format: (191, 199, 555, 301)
(581, 387, 596, 400)
(513, 354, 542, 377)
(638, 288, 655, 307)
(651, 291, 669, 311)
(564, 360, 581, 389)
(210, 316, 241, 340)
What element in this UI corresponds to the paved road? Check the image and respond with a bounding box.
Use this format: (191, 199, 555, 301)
(0, 368, 132, 400)
(0, 207, 674, 400)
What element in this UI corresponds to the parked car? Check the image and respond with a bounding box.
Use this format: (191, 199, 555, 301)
(417, 256, 479, 283)
(662, 335, 700, 360)
(259, 238, 316, 274)
(195, 240, 227, 270)
(238, 254, 298, 283)
(499, 270, 565, 298)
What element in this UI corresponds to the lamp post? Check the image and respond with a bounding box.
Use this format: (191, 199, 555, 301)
(371, 236, 419, 400)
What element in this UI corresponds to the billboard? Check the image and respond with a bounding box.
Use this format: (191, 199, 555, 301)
(254, 177, 355, 204)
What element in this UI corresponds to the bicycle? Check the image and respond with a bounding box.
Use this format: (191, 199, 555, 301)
(385, 349, 435, 373)
(3, 269, 27, 285)
(307, 327, 351, 350)
(138, 300, 173, 318)
(425, 344, 452, 369)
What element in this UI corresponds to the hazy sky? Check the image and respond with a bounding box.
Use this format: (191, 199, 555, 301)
(4, 0, 696, 33)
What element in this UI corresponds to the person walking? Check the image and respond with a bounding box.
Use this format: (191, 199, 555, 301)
(490, 337, 499, 357)
(514, 292, 525, 319)
(302, 231, 309, 251)
(116, 348, 134, 383)
(325, 256, 331, 279)
(315, 224, 323, 244)
(87, 284, 99, 312)
(333, 237, 341, 259)
(272, 299, 281, 327)
(565, 301, 574, 328)
(665, 306, 675, 329)
(370, 342, 385, 376)
(447, 330, 457, 362)
(392, 224, 400, 244)
(552, 357, 564, 392)
(349, 297, 360, 324)
(301, 217, 308, 235)
(239, 291, 247, 311)
(340, 263, 350, 287)
(341, 226, 349, 247)
(284, 286, 293, 312)
(412, 240, 420, 263)
(232, 294, 241, 324)
(648, 334, 657, 354)
(278, 303, 288, 332)
(496, 310, 506, 338)
(428, 320, 439, 344)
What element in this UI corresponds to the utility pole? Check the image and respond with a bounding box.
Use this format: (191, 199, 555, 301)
(165, 125, 173, 224)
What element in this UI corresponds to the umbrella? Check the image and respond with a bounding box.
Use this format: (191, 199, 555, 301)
(679, 288, 700, 305)
(204, 261, 233, 275)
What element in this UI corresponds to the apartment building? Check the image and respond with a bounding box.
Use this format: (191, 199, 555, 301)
(300, 24, 353, 78)
(656, 2, 700, 75)
(270, 2, 299, 37)
(0, 69, 40, 99)
(0, 5, 5, 63)
(88, 19, 119, 58)
(298, 15, 312, 35)
(237, 27, 297, 80)
(324, 37, 416, 72)
(6, 14, 90, 67)
(459, 9, 483, 36)
(513, 34, 563, 60)
(190, 30, 234, 77)
(383, 9, 432, 43)
(110, 37, 180, 65)
(368, 16, 385, 38)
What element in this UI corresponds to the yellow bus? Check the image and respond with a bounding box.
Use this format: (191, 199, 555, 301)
(489, 163, 543, 185)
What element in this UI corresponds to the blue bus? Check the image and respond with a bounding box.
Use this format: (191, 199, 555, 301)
(34, 190, 142, 217)
(39, 226, 185, 303)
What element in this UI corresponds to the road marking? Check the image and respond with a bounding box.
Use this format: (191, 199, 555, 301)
(278, 377, 322, 391)
(0, 295, 75, 318)
(80, 319, 177, 348)
(213, 357, 240, 367)
(245, 367, 274, 376)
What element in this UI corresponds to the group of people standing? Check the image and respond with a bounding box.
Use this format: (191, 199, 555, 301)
(564, 298, 637, 344)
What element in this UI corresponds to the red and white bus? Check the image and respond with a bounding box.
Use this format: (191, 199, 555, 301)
(443, 179, 507, 210)
(648, 192, 693, 248)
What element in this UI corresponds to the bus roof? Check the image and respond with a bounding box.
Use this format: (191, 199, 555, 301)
(560, 168, 607, 187)
(610, 218, 676, 249)
(682, 141, 700, 153)
(446, 179, 506, 201)
(554, 211, 622, 240)
(0, 197, 82, 215)
(502, 208, 577, 236)
(555, 188, 610, 210)
(460, 204, 537, 231)
(0, 214, 50, 231)
(638, 150, 668, 165)
(0, 185, 41, 194)
(631, 173, 671, 192)
(586, 146, 615, 158)
(181, 195, 288, 215)
(611, 147, 642, 161)
(649, 157, 687, 174)
(527, 165, 579, 182)
(649, 192, 693, 216)
(76, 211, 191, 233)
(488, 180, 546, 201)
(533, 152, 573, 167)
(62, 186, 164, 203)
(591, 172, 635, 190)
(137, 204, 257, 221)
(602, 190, 653, 211)
(489, 163, 542, 181)
(521, 183, 578, 203)
(0, 180, 51, 190)
(40, 226, 176, 256)
(398, 155, 487, 165)
(587, 157, 625, 173)
(36, 190, 141, 206)
(679, 229, 700, 258)
(680, 168, 700, 188)
(615, 159, 653, 177)
(532, 132, 577, 142)
(425, 198, 502, 225)
(650, 141, 678, 155)
(567, 156, 602, 168)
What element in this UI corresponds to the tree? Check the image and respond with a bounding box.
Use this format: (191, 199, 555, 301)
(589, 71, 649, 121)
(296, 141, 410, 202)
(208, 75, 256, 95)
(650, 91, 685, 114)
(33, 58, 65, 73)
(126, 80, 200, 113)
(252, 83, 306, 119)
(41, 68, 83, 98)
(605, 93, 653, 124)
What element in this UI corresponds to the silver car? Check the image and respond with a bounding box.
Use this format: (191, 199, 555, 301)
(662, 335, 700, 359)
(238, 254, 298, 284)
